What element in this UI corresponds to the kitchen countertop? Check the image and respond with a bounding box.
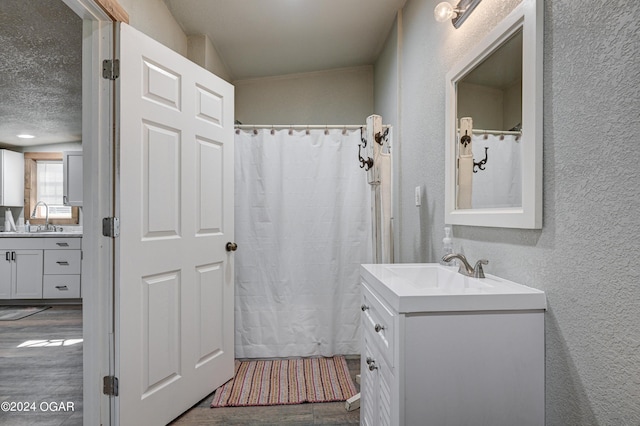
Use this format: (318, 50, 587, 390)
(0, 232, 83, 238)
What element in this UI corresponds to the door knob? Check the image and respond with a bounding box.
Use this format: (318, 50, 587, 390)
(226, 242, 238, 252)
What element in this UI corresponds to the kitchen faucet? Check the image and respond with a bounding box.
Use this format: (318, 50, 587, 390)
(31, 200, 50, 230)
(442, 253, 488, 278)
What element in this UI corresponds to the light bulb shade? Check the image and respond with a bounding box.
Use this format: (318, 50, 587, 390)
(434, 2, 456, 22)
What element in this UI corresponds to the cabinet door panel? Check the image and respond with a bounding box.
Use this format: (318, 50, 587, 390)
(63, 151, 83, 206)
(0, 251, 12, 298)
(13, 250, 43, 299)
(0, 150, 25, 206)
(361, 333, 378, 426)
(377, 357, 392, 426)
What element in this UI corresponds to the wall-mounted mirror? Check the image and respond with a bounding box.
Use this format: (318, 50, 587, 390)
(444, 0, 543, 229)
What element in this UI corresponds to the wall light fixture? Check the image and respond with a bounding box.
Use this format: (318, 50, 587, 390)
(434, 0, 483, 28)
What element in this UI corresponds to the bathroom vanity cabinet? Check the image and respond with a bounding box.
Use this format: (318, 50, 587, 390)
(360, 264, 546, 426)
(0, 236, 82, 299)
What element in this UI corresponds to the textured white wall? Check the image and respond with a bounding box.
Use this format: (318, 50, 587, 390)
(376, 0, 640, 424)
(187, 34, 231, 82)
(118, 0, 187, 55)
(234, 66, 374, 125)
(374, 16, 401, 260)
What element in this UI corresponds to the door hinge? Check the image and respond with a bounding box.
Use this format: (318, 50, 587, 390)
(103, 376, 119, 396)
(102, 59, 120, 80)
(102, 217, 120, 238)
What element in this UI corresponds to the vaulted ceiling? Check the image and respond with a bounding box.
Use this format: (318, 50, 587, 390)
(0, 0, 405, 147)
(164, 0, 406, 80)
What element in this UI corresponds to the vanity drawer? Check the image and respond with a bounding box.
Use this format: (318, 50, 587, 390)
(361, 283, 395, 367)
(44, 250, 81, 274)
(43, 275, 81, 298)
(43, 238, 81, 250)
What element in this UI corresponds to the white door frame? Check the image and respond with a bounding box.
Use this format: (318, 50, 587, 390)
(61, 0, 114, 424)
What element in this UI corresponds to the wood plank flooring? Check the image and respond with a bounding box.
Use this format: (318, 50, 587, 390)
(0, 305, 83, 426)
(0, 305, 361, 425)
(170, 357, 361, 425)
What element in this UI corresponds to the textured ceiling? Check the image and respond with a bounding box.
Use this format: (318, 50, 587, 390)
(0, 0, 82, 148)
(164, 0, 407, 80)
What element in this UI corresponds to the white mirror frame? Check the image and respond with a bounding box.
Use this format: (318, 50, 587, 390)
(445, 0, 543, 229)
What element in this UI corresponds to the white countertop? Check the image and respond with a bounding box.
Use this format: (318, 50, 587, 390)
(0, 231, 82, 238)
(361, 263, 546, 313)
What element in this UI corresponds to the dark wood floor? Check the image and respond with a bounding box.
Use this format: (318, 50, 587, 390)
(0, 305, 360, 426)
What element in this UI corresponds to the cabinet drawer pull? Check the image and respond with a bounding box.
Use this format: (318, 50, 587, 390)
(361, 304, 369, 312)
(374, 324, 385, 333)
(55, 286, 69, 291)
(56, 261, 70, 266)
(56, 242, 69, 247)
(11, 251, 16, 261)
(5, 252, 9, 262)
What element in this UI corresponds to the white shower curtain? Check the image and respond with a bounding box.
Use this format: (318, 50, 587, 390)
(471, 134, 522, 208)
(234, 128, 372, 358)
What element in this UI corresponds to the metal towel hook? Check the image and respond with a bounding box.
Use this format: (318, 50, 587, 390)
(473, 147, 488, 173)
(374, 127, 389, 146)
(358, 127, 374, 171)
(460, 130, 472, 147)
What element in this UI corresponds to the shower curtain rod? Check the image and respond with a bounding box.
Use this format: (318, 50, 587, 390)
(235, 124, 389, 130)
(457, 127, 522, 136)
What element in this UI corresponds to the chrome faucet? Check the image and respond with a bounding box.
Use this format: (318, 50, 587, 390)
(31, 201, 49, 230)
(442, 253, 489, 278)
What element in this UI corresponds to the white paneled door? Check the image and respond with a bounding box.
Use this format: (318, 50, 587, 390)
(117, 23, 235, 425)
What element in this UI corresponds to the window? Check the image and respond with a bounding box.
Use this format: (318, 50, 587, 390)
(35, 161, 72, 219)
(24, 152, 79, 225)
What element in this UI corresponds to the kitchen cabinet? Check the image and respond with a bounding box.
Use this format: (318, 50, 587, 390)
(0, 237, 82, 300)
(63, 151, 83, 206)
(1, 249, 44, 299)
(360, 264, 546, 426)
(42, 237, 82, 298)
(0, 149, 24, 206)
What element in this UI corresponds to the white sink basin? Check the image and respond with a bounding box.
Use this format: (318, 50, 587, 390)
(361, 263, 546, 313)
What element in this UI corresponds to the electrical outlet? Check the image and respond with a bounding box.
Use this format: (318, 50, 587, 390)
(415, 186, 421, 206)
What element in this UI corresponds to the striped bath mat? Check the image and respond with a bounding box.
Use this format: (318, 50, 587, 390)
(211, 356, 357, 407)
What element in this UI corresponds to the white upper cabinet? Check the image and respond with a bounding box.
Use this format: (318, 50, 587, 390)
(63, 151, 83, 207)
(0, 149, 25, 207)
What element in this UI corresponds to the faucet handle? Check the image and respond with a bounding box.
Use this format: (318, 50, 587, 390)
(473, 259, 489, 278)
